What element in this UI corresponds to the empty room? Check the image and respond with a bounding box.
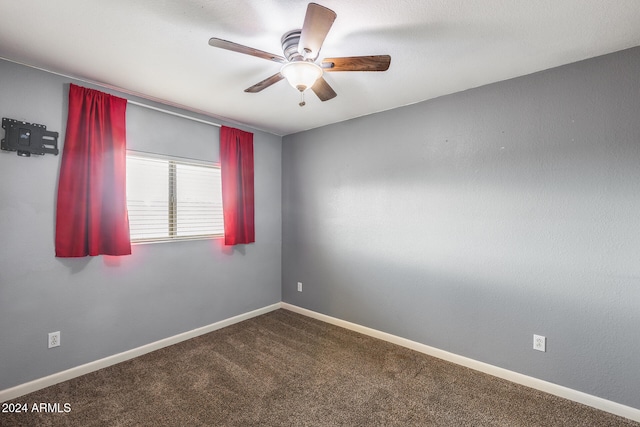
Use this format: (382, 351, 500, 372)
(1, 1, 639, 425)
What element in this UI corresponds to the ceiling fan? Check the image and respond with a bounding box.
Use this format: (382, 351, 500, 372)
(208, 2, 391, 106)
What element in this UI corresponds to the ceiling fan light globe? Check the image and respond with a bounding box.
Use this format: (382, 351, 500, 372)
(281, 61, 322, 92)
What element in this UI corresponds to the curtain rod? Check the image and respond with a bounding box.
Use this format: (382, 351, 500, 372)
(127, 100, 221, 128)
(0, 57, 223, 129)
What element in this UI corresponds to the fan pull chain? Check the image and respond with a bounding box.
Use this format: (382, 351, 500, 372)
(299, 91, 306, 107)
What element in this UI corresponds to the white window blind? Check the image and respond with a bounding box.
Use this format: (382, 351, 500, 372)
(126, 152, 224, 243)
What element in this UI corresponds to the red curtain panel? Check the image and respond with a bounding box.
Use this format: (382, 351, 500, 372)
(55, 84, 131, 257)
(220, 126, 255, 245)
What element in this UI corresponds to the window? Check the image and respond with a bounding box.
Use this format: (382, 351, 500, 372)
(126, 152, 224, 243)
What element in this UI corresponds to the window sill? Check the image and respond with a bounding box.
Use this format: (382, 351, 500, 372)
(131, 234, 224, 245)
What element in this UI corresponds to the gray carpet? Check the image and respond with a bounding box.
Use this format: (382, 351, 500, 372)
(1, 309, 638, 426)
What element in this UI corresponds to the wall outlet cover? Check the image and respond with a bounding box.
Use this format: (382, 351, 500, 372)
(533, 334, 546, 352)
(48, 331, 60, 348)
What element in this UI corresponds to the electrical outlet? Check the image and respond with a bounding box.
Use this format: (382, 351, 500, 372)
(533, 334, 546, 352)
(297, 282, 303, 292)
(48, 331, 60, 348)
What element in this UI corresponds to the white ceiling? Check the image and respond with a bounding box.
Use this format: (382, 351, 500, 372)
(1, 1, 639, 136)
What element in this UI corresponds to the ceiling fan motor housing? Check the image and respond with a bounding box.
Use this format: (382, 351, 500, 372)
(281, 30, 304, 61)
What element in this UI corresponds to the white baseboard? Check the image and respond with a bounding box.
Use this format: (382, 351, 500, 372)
(3, 301, 638, 423)
(0, 303, 281, 403)
(282, 303, 640, 423)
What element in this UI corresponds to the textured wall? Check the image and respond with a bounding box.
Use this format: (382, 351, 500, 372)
(0, 59, 282, 390)
(282, 47, 640, 409)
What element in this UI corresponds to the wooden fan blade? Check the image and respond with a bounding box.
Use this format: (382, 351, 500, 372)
(209, 38, 285, 63)
(298, 3, 336, 60)
(322, 55, 391, 72)
(311, 76, 337, 101)
(244, 73, 285, 93)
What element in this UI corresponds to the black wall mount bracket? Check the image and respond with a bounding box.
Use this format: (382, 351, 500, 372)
(1, 118, 59, 157)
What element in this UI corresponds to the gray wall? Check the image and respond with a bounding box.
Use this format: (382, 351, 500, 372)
(282, 47, 640, 409)
(0, 59, 282, 389)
